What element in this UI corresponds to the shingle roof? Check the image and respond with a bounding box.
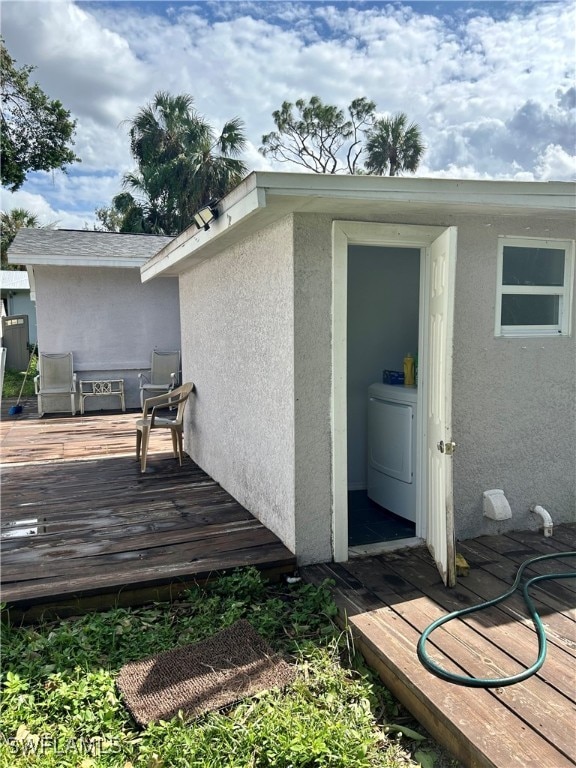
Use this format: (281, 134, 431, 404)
(8, 229, 173, 268)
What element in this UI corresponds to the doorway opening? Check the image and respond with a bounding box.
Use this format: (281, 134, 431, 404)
(346, 245, 421, 551)
(332, 221, 456, 582)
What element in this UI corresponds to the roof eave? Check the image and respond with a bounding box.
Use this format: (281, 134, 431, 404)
(140, 173, 576, 280)
(141, 176, 266, 282)
(8, 254, 150, 269)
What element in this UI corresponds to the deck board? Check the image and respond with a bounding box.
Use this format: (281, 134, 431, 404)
(387, 544, 576, 657)
(303, 527, 576, 768)
(1, 407, 296, 616)
(456, 537, 576, 616)
(345, 553, 574, 693)
(3, 402, 575, 765)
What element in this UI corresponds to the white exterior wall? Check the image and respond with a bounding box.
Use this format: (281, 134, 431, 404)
(179, 216, 298, 554)
(175, 205, 574, 564)
(34, 266, 180, 410)
(289, 211, 575, 549)
(293, 216, 334, 563)
(450, 214, 576, 537)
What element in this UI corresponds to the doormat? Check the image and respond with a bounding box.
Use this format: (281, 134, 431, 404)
(116, 619, 296, 726)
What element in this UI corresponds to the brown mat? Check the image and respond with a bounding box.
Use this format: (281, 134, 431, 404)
(116, 619, 296, 725)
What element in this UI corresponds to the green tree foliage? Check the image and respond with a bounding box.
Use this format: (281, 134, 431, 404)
(260, 96, 376, 174)
(99, 92, 247, 235)
(365, 113, 425, 176)
(1, 208, 38, 270)
(93, 203, 126, 233)
(0, 40, 79, 191)
(260, 96, 424, 177)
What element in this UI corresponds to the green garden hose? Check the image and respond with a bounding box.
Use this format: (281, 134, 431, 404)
(417, 551, 576, 688)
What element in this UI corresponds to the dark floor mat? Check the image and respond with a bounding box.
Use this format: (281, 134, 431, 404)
(348, 490, 415, 545)
(116, 619, 296, 725)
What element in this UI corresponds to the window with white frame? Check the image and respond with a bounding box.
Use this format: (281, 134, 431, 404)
(496, 236, 574, 337)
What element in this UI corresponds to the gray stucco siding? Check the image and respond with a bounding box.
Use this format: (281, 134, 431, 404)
(174, 203, 574, 565)
(293, 215, 334, 563)
(34, 266, 180, 410)
(449, 215, 576, 537)
(288, 210, 575, 546)
(179, 216, 297, 552)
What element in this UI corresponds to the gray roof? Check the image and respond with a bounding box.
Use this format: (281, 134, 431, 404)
(8, 229, 173, 269)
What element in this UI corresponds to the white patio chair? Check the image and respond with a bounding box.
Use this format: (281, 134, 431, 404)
(138, 350, 180, 410)
(34, 352, 77, 417)
(135, 382, 194, 472)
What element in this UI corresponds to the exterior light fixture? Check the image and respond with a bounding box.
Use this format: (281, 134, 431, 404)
(193, 201, 219, 231)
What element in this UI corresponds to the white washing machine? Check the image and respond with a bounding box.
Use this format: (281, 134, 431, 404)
(367, 383, 417, 522)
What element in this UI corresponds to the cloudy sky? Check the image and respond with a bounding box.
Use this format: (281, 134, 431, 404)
(1, 0, 575, 229)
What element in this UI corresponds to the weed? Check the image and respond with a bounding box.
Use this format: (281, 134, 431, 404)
(0, 568, 458, 767)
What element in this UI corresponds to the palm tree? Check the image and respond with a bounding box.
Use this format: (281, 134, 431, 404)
(113, 92, 247, 235)
(364, 113, 424, 176)
(1, 208, 39, 269)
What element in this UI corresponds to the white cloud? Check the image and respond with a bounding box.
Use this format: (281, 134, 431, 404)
(1, 0, 574, 226)
(534, 144, 576, 181)
(3, 1, 146, 120)
(0, 188, 95, 229)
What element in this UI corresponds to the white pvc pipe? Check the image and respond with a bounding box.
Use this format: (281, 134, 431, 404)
(531, 505, 553, 537)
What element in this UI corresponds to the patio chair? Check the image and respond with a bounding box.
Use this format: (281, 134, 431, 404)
(34, 352, 77, 417)
(135, 381, 194, 473)
(138, 350, 181, 410)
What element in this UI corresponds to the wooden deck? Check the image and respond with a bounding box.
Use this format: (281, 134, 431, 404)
(2, 401, 575, 765)
(1, 400, 296, 619)
(303, 527, 576, 768)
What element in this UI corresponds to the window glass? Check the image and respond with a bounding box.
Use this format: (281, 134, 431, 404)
(501, 295, 560, 326)
(502, 246, 565, 286)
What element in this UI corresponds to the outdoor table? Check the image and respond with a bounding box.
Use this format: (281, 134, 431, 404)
(79, 379, 126, 415)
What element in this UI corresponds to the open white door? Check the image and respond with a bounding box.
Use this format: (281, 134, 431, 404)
(426, 227, 457, 586)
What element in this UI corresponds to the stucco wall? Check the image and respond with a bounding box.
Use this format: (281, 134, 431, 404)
(175, 206, 574, 565)
(449, 214, 576, 538)
(293, 216, 334, 563)
(179, 216, 297, 554)
(34, 266, 180, 410)
(289, 210, 575, 544)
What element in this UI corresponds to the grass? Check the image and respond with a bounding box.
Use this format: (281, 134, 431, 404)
(0, 568, 459, 768)
(2, 354, 37, 399)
